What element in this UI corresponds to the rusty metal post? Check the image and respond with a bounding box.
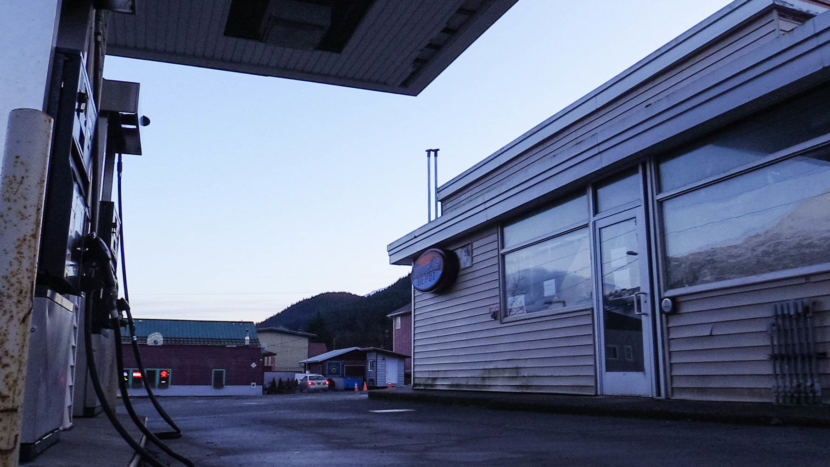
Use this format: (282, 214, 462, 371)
(0, 109, 53, 465)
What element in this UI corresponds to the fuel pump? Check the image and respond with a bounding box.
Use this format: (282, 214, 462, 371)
(80, 210, 192, 465)
(77, 72, 193, 464)
(19, 6, 190, 463)
(20, 47, 97, 461)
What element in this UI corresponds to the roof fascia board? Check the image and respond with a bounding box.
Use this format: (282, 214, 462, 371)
(404, 0, 517, 93)
(437, 0, 813, 199)
(389, 8, 830, 264)
(105, 46, 419, 95)
(386, 309, 411, 318)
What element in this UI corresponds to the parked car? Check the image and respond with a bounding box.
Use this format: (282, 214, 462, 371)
(298, 374, 329, 392)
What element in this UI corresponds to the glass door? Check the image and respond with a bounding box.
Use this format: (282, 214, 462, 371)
(594, 207, 654, 396)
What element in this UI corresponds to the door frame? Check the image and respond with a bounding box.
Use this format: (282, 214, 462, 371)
(592, 203, 657, 397)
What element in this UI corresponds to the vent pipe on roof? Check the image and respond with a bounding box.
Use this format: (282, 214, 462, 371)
(426, 149, 431, 222)
(426, 148, 440, 222)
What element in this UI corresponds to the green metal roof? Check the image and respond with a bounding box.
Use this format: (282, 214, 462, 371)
(120, 319, 260, 346)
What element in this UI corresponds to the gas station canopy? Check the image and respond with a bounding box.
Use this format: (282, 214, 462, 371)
(106, 0, 517, 95)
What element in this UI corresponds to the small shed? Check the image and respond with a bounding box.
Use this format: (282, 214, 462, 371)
(300, 347, 408, 389)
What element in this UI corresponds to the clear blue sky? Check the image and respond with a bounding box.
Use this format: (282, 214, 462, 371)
(103, 0, 731, 323)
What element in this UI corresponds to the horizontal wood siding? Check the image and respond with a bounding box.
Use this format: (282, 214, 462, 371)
(441, 11, 792, 215)
(667, 272, 830, 403)
(412, 228, 596, 394)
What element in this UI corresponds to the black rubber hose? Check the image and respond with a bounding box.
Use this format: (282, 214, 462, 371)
(124, 305, 182, 438)
(113, 323, 194, 466)
(83, 298, 164, 467)
(117, 153, 183, 438)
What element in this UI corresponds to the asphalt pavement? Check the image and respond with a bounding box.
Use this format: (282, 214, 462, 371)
(123, 392, 830, 466)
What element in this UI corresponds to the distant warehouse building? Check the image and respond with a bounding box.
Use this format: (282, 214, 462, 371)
(120, 319, 264, 396)
(388, 0, 830, 404)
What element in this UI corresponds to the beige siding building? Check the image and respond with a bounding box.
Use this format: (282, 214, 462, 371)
(389, 0, 830, 405)
(257, 328, 316, 373)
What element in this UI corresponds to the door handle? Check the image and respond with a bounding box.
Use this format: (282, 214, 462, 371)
(633, 291, 648, 316)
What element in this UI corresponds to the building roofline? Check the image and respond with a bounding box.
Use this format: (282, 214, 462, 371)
(386, 304, 412, 318)
(300, 346, 409, 363)
(256, 326, 316, 338)
(388, 0, 830, 265)
(435, 0, 827, 200)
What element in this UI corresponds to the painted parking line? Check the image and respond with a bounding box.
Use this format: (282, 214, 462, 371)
(369, 409, 415, 413)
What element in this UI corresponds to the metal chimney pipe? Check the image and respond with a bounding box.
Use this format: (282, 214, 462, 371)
(426, 149, 432, 222)
(433, 149, 439, 218)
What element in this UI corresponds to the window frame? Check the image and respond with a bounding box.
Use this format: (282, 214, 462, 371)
(656, 133, 830, 296)
(499, 191, 593, 323)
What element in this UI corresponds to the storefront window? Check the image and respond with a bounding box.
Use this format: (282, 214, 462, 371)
(502, 194, 592, 318)
(503, 195, 587, 249)
(504, 230, 592, 316)
(659, 85, 830, 193)
(662, 148, 830, 289)
(595, 170, 640, 213)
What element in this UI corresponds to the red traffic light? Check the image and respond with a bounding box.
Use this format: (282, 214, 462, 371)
(160, 370, 169, 378)
(132, 371, 142, 378)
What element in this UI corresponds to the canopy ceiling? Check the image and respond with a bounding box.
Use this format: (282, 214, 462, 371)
(106, 0, 516, 95)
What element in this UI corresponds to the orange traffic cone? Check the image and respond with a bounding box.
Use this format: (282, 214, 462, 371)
(362, 381, 368, 391)
(354, 382, 358, 392)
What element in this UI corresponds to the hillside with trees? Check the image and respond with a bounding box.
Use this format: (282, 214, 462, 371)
(257, 275, 411, 349)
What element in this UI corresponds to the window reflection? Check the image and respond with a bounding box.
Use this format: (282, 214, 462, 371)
(504, 229, 592, 316)
(596, 170, 640, 212)
(503, 195, 588, 249)
(599, 219, 644, 372)
(659, 86, 830, 193)
(663, 150, 830, 289)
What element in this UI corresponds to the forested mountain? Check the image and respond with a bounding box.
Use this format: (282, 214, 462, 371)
(257, 275, 411, 349)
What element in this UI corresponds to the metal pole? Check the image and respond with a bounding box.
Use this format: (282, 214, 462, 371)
(426, 149, 432, 222)
(0, 109, 53, 466)
(433, 149, 439, 218)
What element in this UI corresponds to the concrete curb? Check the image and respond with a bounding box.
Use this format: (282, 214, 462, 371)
(369, 388, 830, 427)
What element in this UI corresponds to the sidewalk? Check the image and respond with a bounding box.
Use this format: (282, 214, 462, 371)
(368, 387, 830, 427)
(21, 413, 145, 467)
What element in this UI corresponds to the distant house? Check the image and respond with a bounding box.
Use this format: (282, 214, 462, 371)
(387, 304, 412, 384)
(300, 347, 407, 389)
(257, 327, 317, 374)
(120, 319, 263, 396)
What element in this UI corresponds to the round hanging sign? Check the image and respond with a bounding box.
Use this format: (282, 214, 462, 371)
(412, 248, 459, 293)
